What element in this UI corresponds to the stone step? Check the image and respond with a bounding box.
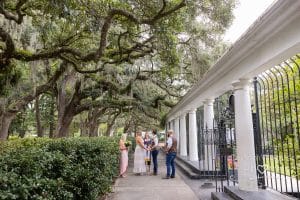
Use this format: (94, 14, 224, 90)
(211, 192, 234, 200)
(176, 156, 200, 174)
(175, 157, 225, 179)
(224, 186, 298, 200)
(175, 159, 202, 179)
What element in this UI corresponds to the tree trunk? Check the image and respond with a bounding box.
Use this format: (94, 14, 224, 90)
(19, 129, 26, 138)
(105, 113, 119, 136)
(87, 108, 106, 137)
(49, 95, 55, 138)
(123, 116, 132, 133)
(0, 63, 66, 140)
(109, 127, 115, 137)
(55, 71, 73, 138)
(80, 117, 88, 137)
(35, 96, 43, 137)
(88, 110, 99, 137)
(0, 112, 15, 140)
(56, 111, 74, 138)
(89, 121, 98, 137)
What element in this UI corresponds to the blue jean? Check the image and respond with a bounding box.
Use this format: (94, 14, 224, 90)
(166, 152, 176, 177)
(151, 150, 159, 173)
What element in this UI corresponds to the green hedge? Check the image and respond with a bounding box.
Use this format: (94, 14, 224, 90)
(0, 137, 119, 200)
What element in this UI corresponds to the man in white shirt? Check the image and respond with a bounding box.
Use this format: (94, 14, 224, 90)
(163, 130, 177, 179)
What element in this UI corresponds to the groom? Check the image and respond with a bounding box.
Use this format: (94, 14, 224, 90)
(163, 130, 177, 179)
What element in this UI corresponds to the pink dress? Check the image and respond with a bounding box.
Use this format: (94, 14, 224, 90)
(119, 140, 128, 176)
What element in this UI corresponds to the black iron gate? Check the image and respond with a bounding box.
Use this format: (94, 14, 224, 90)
(211, 93, 238, 192)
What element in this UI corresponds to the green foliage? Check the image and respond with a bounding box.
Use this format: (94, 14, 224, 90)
(0, 62, 22, 96)
(0, 137, 119, 200)
(266, 136, 300, 179)
(0, 0, 237, 139)
(126, 136, 136, 152)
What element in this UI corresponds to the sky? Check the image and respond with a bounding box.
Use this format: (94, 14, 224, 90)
(223, 0, 277, 43)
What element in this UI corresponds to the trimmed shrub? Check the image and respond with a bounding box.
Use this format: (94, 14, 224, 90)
(0, 137, 119, 200)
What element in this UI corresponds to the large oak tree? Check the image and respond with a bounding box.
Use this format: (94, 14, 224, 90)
(0, 0, 236, 139)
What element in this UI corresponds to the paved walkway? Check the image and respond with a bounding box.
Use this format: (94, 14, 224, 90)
(107, 152, 198, 200)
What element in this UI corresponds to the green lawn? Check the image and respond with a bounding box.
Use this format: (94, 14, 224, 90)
(263, 155, 299, 179)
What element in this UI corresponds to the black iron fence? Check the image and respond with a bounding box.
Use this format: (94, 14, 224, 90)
(254, 55, 300, 198)
(186, 113, 190, 156)
(210, 55, 300, 197)
(173, 55, 299, 198)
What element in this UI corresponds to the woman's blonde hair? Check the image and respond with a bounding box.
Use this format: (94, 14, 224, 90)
(121, 133, 127, 141)
(136, 131, 142, 136)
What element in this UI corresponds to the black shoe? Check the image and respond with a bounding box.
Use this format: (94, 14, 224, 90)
(162, 176, 170, 179)
(170, 176, 175, 178)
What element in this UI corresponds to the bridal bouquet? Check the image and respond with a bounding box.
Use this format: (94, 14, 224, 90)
(144, 157, 151, 165)
(125, 141, 132, 147)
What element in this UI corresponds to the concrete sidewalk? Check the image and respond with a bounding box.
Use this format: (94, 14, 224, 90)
(107, 152, 198, 200)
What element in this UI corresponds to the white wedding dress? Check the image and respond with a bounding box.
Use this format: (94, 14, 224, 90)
(133, 144, 146, 173)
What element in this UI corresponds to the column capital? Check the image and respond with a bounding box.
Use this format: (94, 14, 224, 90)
(232, 78, 251, 90)
(203, 99, 214, 105)
(188, 108, 197, 114)
(178, 110, 187, 117)
(167, 118, 172, 122)
(179, 114, 185, 120)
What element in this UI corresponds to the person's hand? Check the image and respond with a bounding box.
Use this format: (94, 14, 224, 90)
(163, 147, 168, 153)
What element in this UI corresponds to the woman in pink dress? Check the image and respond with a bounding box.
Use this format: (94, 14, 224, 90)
(119, 134, 128, 178)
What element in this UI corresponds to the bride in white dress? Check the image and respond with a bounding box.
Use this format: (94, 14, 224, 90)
(133, 131, 148, 174)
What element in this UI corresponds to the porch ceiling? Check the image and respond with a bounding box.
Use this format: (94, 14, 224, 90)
(167, 0, 300, 121)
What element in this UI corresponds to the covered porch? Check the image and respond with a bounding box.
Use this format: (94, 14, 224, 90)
(166, 0, 300, 199)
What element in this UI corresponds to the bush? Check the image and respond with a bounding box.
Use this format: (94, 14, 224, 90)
(0, 137, 119, 200)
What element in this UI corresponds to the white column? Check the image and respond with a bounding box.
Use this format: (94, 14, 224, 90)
(188, 109, 198, 161)
(201, 99, 215, 171)
(172, 120, 175, 132)
(166, 120, 172, 143)
(233, 79, 258, 191)
(203, 99, 214, 129)
(174, 117, 180, 149)
(180, 114, 187, 156)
